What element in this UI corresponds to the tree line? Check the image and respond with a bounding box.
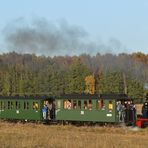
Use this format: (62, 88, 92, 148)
(0, 52, 147, 100)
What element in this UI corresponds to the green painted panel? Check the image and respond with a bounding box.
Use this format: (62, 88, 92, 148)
(0, 99, 43, 121)
(56, 99, 117, 122)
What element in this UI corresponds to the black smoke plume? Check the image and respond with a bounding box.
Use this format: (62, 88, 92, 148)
(3, 17, 126, 56)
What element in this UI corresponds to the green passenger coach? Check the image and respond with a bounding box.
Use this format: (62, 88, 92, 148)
(0, 96, 53, 121)
(55, 94, 129, 123)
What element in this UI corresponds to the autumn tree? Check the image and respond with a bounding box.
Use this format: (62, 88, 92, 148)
(85, 75, 95, 94)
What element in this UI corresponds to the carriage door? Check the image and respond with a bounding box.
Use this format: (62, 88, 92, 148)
(43, 99, 55, 120)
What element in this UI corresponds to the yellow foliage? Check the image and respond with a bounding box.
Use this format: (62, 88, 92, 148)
(85, 75, 95, 94)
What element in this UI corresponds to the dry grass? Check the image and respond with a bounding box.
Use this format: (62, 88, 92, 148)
(0, 121, 148, 148)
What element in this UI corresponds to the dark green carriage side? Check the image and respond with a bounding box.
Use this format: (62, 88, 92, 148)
(55, 94, 129, 123)
(0, 96, 53, 121)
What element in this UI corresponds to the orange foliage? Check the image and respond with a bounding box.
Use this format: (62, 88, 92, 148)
(85, 75, 95, 94)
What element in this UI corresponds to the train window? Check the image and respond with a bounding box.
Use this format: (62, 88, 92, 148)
(16, 101, 21, 109)
(84, 100, 88, 110)
(27, 102, 29, 109)
(63, 100, 71, 109)
(24, 102, 27, 109)
(57, 100, 61, 108)
(1, 102, 5, 109)
(7, 101, 13, 109)
(73, 100, 77, 109)
(78, 100, 81, 109)
(2, 102, 6, 109)
(32, 102, 39, 110)
(24, 102, 29, 110)
(67, 100, 71, 109)
(96, 99, 104, 110)
(88, 100, 92, 110)
(0, 101, 2, 109)
(10, 102, 13, 109)
(8, 101, 10, 109)
(108, 100, 113, 110)
(63, 100, 67, 109)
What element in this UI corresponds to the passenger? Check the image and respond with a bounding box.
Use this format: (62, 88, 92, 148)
(121, 104, 126, 122)
(125, 101, 131, 123)
(133, 104, 136, 122)
(35, 103, 38, 110)
(67, 101, 71, 109)
(142, 102, 148, 118)
(124, 101, 136, 124)
(42, 104, 48, 120)
(129, 102, 136, 123)
(117, 101, 122, 122)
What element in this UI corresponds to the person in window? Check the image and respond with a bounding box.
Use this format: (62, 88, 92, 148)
(34, 103, 38, 110)
(67, 100, 71, 109)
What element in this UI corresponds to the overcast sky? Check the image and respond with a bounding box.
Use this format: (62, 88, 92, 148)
(0, 0, 148, 55)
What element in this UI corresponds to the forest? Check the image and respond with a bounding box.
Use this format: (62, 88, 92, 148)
(0, 51, 148, 100)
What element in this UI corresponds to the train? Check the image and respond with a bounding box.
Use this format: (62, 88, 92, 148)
(0, 93, 148, 127)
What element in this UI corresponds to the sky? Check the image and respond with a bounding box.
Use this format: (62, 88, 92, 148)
(0, 0, 148, 56)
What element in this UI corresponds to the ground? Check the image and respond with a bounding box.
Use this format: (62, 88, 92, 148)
(0, 121, 148, 148)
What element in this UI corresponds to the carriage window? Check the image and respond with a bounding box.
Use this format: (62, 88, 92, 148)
(73, 100, 77, 109)
(0, 101, 1, 109)
(8, 101, 10, 109)
(108, 100, 113, 110)
(10, 102, 13, 109)
(27, 102, 29, 109)
(1, 102, 5, 109)
(24, 102, 29, 110)
(3, 102, 7, 108)
(63, 99, 71, 109)
(96, 99, 104, 110)
(57, 100, 61, 108)
(16, 101, 21, 109)
(32, 102, 39, 110)
(88, 100, 92, 110)
(63, 100, 67, 109)
(7, 101, 13, 109)
(84, 100, 88, 110)
(78, 100, 81, 109)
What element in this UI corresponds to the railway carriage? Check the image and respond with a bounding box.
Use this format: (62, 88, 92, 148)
(55, 93, 134, 124)
(0, 96, 54, 121)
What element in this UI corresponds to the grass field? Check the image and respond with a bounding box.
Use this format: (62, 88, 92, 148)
(0, 121, 148, 148)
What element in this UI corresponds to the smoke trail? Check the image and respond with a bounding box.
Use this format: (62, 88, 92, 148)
(3, 17, 127, 56)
